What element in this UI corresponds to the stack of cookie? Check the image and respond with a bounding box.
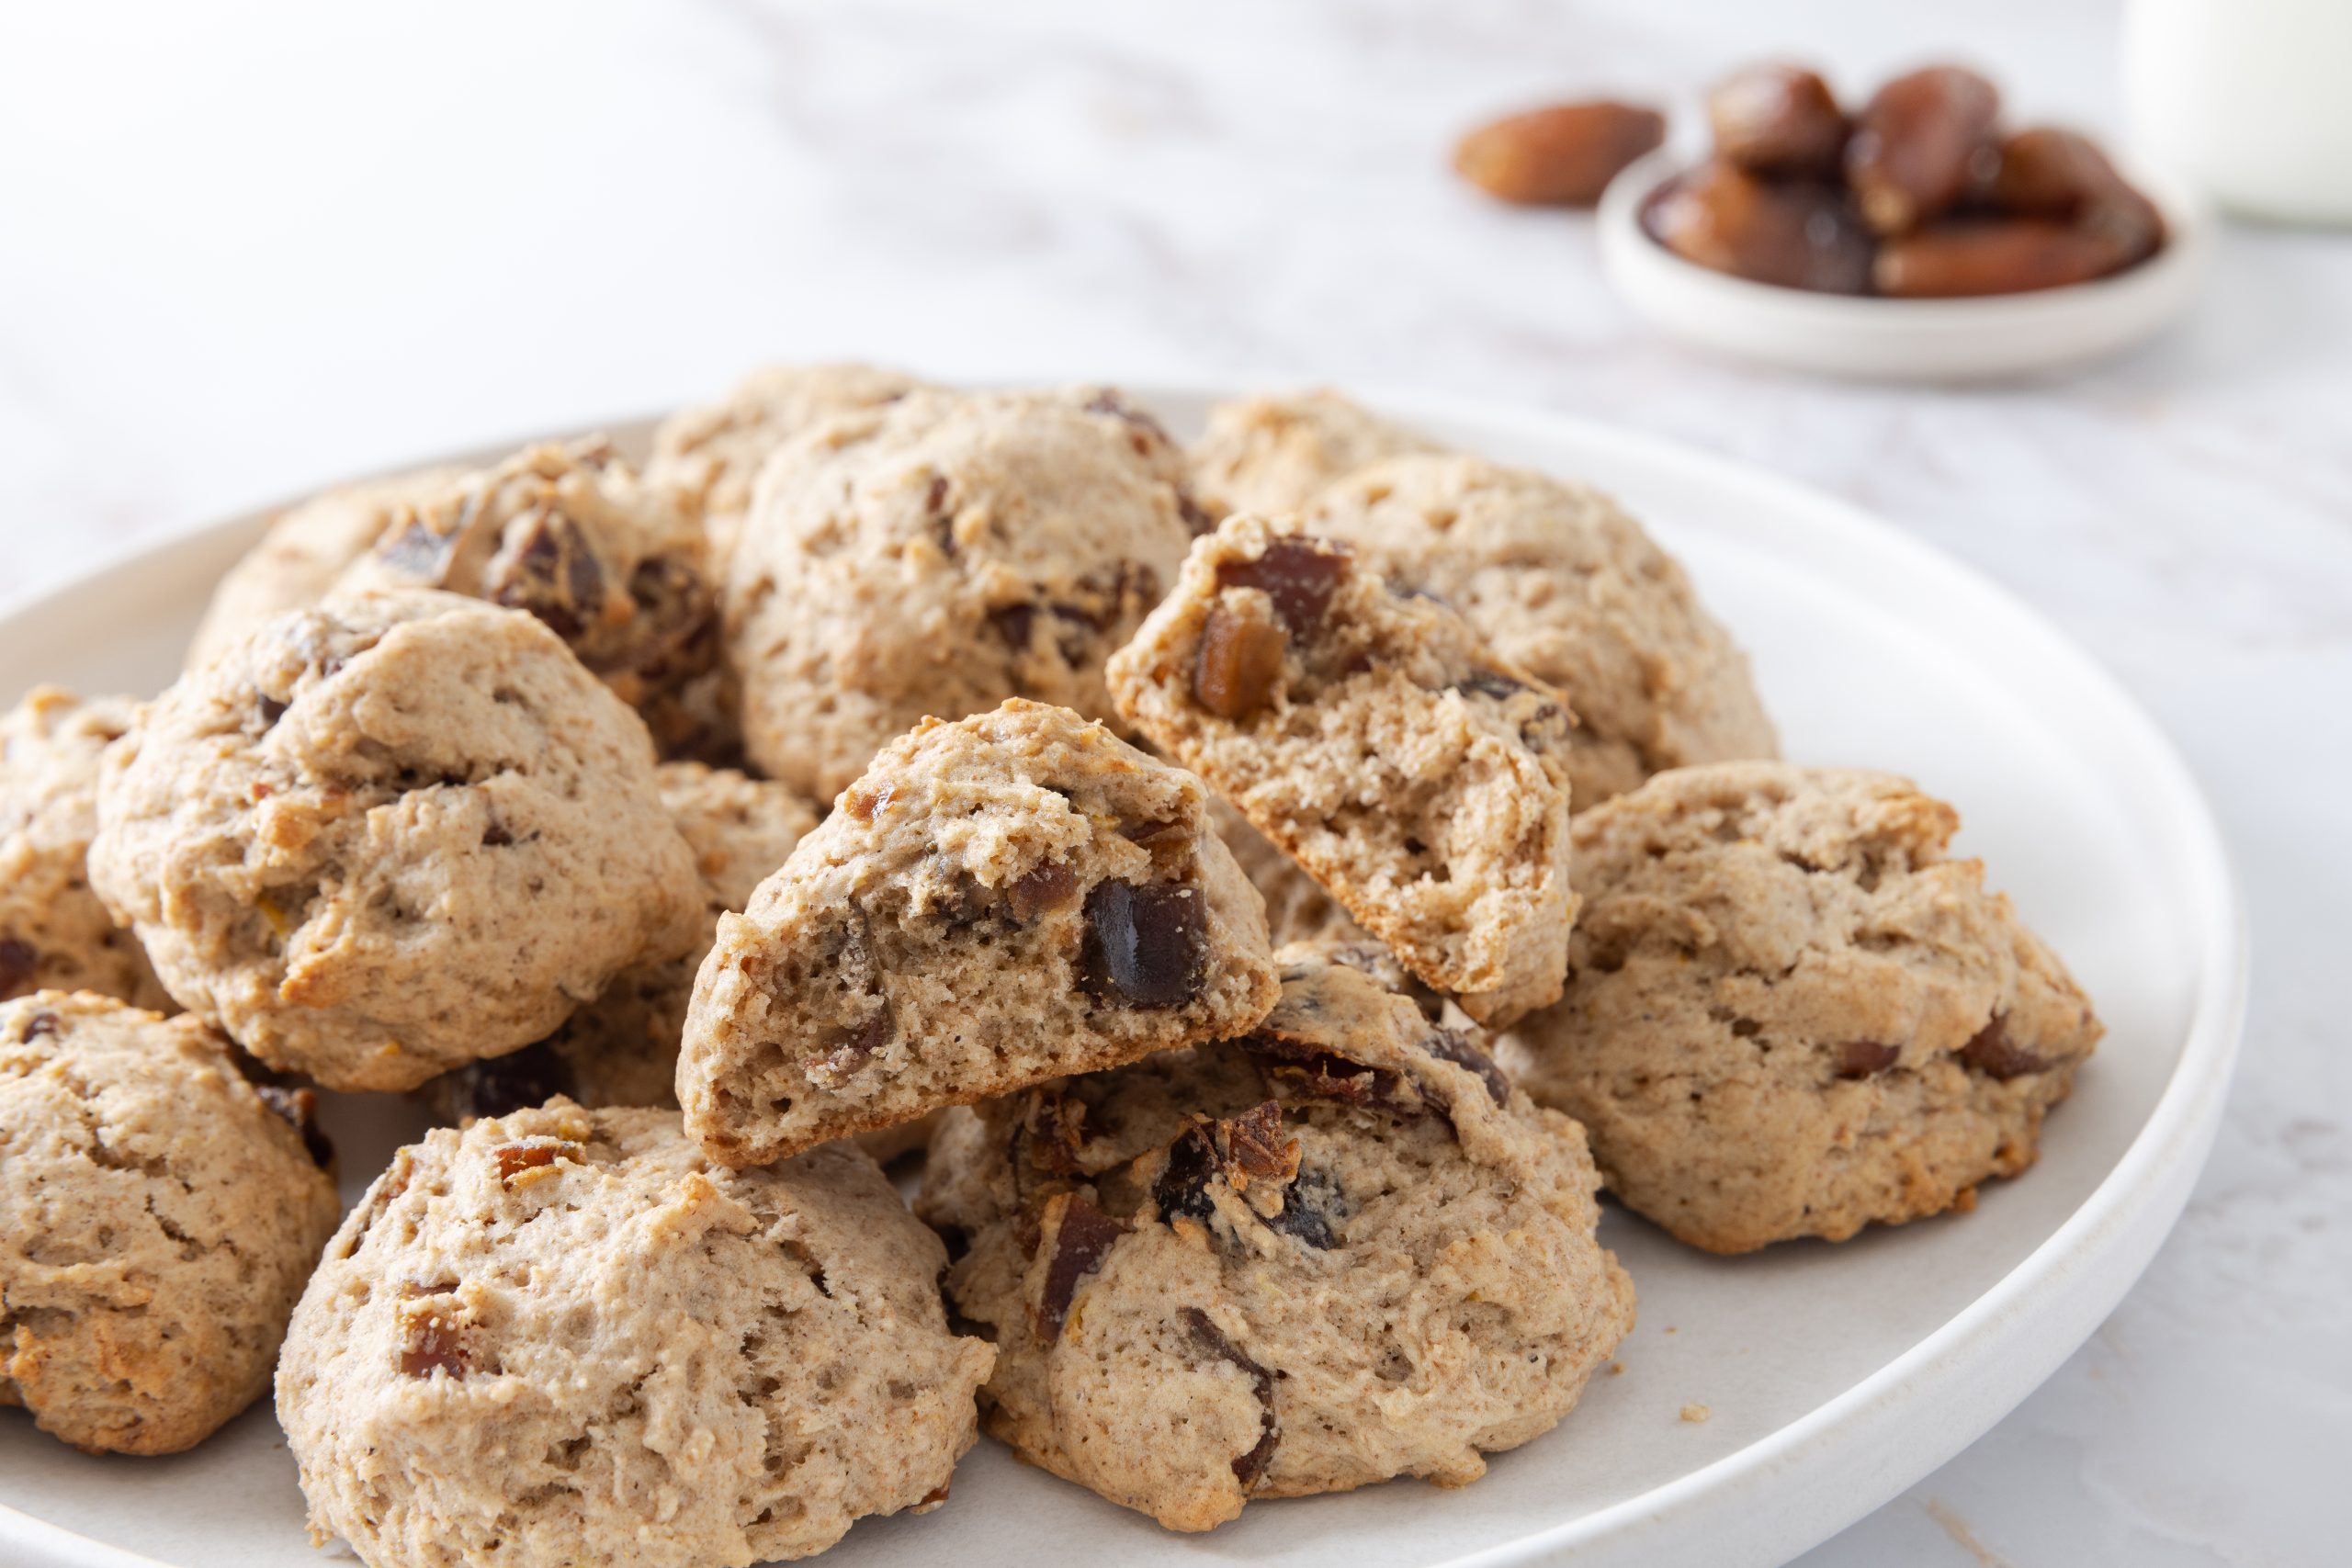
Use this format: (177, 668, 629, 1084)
(0, 368, 2100, 1567)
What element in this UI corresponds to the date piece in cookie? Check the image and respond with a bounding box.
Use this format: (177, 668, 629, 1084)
(418, 761, 818, 1124)
(334, 439, 729, 762)
(918, 942, 1634, 1532)
(1109, 512, 1577, 1027)
(185, 465, 465, 671)
(1307, 453, 1777, 810)
(277, 1104, 993, 1568)
(647, 360, 924, 566)
(0, 687, 169, 1009)
(1, 992, 339, 1454)
(724, 386, 1202, 801)
(1512, 762, 2102, 1253)
(90, 591, 706, 1093)
(679, 699, 1280, 1167)
(1186, 388, 1441, 521)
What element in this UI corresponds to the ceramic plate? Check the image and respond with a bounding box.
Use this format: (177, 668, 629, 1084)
(0, 389, 2246, 1568)
(1596, 148, 2212, 381)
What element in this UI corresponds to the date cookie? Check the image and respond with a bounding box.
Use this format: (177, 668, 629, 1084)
(334, 439, 728, 761)
(90, 591, 705, 1092)
(420, 761, 818, 1124)
(647, 361, 924, 565)
(1187, 389, 1440, 520)
(918, 942, 1634, 1532)
(1110, 513, 1577, 1026)
(0, 688, 168, 1009)
(1306, 453, 1777, 809)
(1, 991, 339, 1454)
(724, 386, 1200, 801)
(186, 466, 464, 671)
(680, 700, 1280, 1167)
(1511, 762, 2102, 1253)
(277, 1103, 993, 1568)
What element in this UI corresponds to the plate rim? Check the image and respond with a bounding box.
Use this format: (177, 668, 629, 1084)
(0, 385, 2249, 1568)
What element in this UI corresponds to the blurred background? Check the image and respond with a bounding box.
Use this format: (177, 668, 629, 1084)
(1, 3, 2344, 1564)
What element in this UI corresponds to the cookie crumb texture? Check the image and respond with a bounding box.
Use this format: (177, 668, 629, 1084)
(1110, 513, 1577, 1027)
(1186, 389, 1440, 520)
(0, 992, 339, 1455)
(1513, 762, 2102, 1253)
(417, 761, 819, 1126)
(1306, 453, 1778, 810)
(0, 687, 171, 1009)
(334, 440, 728, 762)
(919, 942, 1634, 1532)
(89, 591, 706, 1093)
(724, 386, 1200, 802)
(681, 700, 1279, 1166)
(277, 1104, 993, 1568)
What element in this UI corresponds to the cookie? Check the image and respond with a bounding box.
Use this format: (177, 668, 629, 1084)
(89, 591, 706, 1093)
(724, 386, 1202, 801)
(1306, 453, 1777, 809)
(1208, 796, 1365, 948)
(185, 467, 464, 671)
(1109, 513, 1577, 1026)
(333, 439, 729, 762)
(679, 699, 1280, 1167)
(918, 942, 1634, 1532)
(647, 361, 925, 566)
(0, 688, 168, 1009)
(1187, 389, 1439, 520)
(418, 761, 818, 1124)
(1, 991, 339, 1454)
(1510, 762, 2102, 1253)
(277, 1103, 994, 1568)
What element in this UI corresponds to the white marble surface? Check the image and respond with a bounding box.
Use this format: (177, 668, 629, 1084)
(1, 2, 2345, 1563)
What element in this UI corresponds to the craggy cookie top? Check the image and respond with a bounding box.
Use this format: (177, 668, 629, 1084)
(919, 942, 1633, 1531)
(90, 591, 705, 1093)
(724, 386, 1202, 800)
(1187, 389, 1440, 520)
(0, 687, 168, 1008)
(186, 466, 465, 671)
(1306, 453, 1777, 808)
(1109, 512, 1577, 1025)
(1512, 762, 2102, 1252)
(334, 440, 721, 755)
(647, 361, 924, 557)
(277, 1103, 993, 1568)
(1, 991, 339, 1455)
(680, 699, 1278, 1167)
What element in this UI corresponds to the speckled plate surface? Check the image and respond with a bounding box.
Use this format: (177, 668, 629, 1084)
(0, 388, 2245, 1568)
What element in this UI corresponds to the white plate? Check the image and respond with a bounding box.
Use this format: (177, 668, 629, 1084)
(1596, 148, 2213, 381)
(0, 389, 2246, 1568)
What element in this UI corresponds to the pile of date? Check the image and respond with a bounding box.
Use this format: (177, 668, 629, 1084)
(1456, 63, 2165, 298)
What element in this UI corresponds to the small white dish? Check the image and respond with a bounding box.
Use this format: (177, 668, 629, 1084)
(0, 388, 2247, 1568)
(1597, 148, 2212, 380)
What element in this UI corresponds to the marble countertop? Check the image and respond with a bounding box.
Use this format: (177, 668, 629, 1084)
(1, 2, 2343, 1562)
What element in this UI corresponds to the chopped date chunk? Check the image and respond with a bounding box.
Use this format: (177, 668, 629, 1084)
(256, 1083, 335, 1168)
(1213, 536, 1350, 635)
(1957, 1013, 2050, 1080)
(1453, 668, 1524, 700)
(1004, 860, 1081, 921)
(492, 1139, 581, 1186)
(440, 1040, 575, 1122)
(1180, 1307, 1279, 1487)
(1835, 1040, 1901, 1078)
(1193, 606, 1287, 720)
(1266, 1166, 1345, 1250)
(1246, 1037, 1420, 1119)
(18, 1008, 61, 1041)
(1422, 1030, 1511, 1104)
(1152, 1101, 1301, 1229)
(807, 1007, 893, 1088)
(1033, 1190, 1128, 1341)
(1081, 881, 1207, 1008)
(396, 1298, 469, 1381)
(843, 783, 894, 823)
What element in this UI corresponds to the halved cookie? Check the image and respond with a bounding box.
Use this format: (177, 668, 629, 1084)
(1108, 512, 1577, 1026)
(677, 700, 1280, 1167)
